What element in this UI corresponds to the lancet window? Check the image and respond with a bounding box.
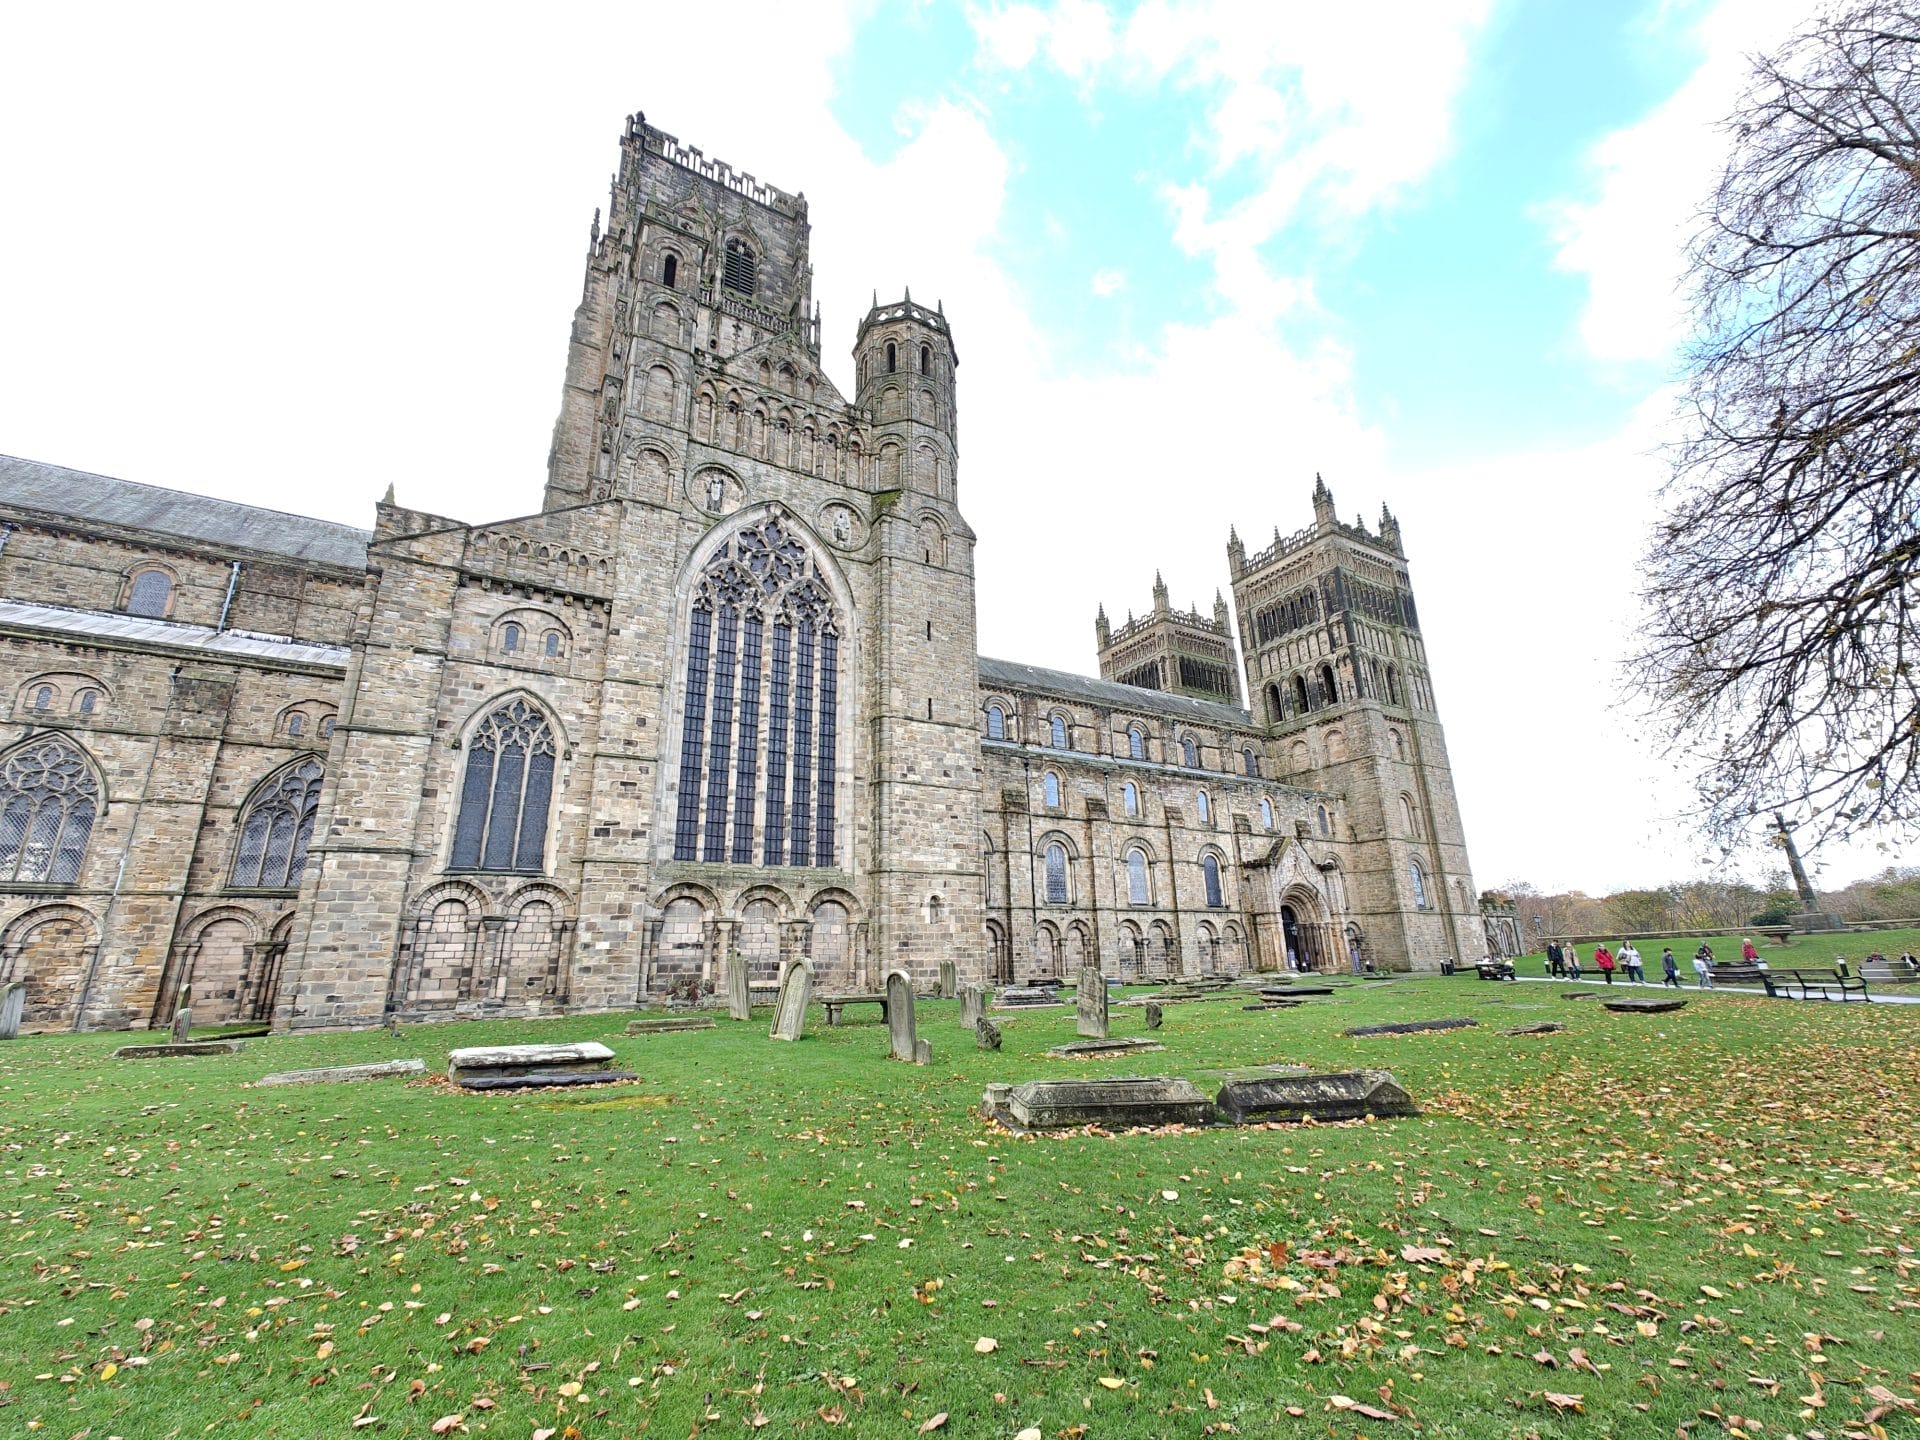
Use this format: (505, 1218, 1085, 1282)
(0, 736, 99, 886)
(452, 699, 556, 872)
(231, 759, 323, 889)
(673, 515, 842, 868)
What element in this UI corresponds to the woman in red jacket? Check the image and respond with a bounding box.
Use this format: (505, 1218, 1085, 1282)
(1594, 945, 1616, 984)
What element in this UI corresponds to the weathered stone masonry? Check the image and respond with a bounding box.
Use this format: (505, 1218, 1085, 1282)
(0, 112, 1487, 1031)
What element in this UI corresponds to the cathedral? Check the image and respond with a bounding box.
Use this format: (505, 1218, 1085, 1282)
(0, 114, 1487, 1033)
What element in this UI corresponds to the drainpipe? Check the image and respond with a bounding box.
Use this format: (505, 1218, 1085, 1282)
(216, 562, 242, 631)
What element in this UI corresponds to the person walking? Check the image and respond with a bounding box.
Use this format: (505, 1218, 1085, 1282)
(1619, 941, 1643, 982)
(1661, 947, 1681, 988)
(1565, 945, 1582, 980)
(1546, 939, 1563, 978)
(1595, 945, 1616, 984)
(1693, 944, 1715, 989)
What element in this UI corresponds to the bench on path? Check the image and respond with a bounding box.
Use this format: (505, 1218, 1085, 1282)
(818, 992, 889, 1027)
(1709, 963, 1769, 986)
(1859, 960, 1920, 984)
(1762, 968, 1870, 1002)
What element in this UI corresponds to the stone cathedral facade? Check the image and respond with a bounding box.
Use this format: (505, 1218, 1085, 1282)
(0, 115, 1487, 1033)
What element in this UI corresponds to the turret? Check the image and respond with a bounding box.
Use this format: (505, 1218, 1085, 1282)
(1313, 472, 1336, 531)
(1151, 571, 1170, 617)
(1379, 502, 1402, 554)
(854, 293, 958, 501)
(1094, 603, 1110, 648)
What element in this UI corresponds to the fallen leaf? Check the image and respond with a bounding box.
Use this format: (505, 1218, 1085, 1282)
(974, 1337, 998, 1354)
(430, 1417, 464, 1436)
(917, 1414, 948, 1434)
(1097, 1377, 1125, 1390)
(1328, 1395, 1397, 1421)
(1700, 1285, 1723, 1299)
(1544, 1392, 1585, 1413)
(533, 1430, 557, 1440)
(1400, 1245, 1446, 1263)
(1015, 1430, 1042, 1440)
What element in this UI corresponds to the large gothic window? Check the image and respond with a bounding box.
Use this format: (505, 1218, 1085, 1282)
(231, 759, 323, 889)
(452, 699, 556, 872)
(0, 737, 99, 886)
(674, 514, 841, 868)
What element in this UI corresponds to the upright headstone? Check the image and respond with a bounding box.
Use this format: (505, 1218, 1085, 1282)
(0, 981, 23, 1041)
(1076, 966, 1109, 1039)
(959, 983, 985, 1029)
(1144, 1002, 1163, 1030)
(170, 986, 193, 1044)
(914, 1037, 932, 1066)
(727, 952, 752, 1022)
(886, 969, 921, 1062)
(770, 960, 812, 1041)
(938, 958, 957, 1000)
(976, 1016, 1002, 1050)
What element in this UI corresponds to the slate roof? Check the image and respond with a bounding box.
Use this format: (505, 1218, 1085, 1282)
(0, 454, 372, 569)
(0, 601, 349, 670)
(977, 655, 1253, 729)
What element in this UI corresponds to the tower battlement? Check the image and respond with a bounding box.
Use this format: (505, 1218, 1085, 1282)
(625, 112, 807, 218)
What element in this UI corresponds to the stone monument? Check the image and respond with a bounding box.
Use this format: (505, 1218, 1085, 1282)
(959, 983, 986, 1028)
(1075, 965, 1108, 1039)
(1212, 1068, 1419, 1125)
(727, 952, 752, 1022)
(938, 958, 957, 999)
(771, 959, 812, 1041)
(170, 986, 193, 1044)
(976, 1016, 1001, 1050)
(886, 969, 926, 1063)
(0, 981, 23, 1041)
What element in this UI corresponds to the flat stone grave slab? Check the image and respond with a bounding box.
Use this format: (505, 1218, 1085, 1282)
(1505, 1022, 1566, 1036)
(257, 1058, 426, 1086)
(1344, 1018, 1478, 1038)
(1561, 991, 1603, 1001)
(1215, 1067, 1419, 1125)
(1047, 1037, 1166, 1059)
(113, 1040, 246, 1059)
(448, 1042, 615, 1086)
(994, 1076, 1215, 1132)
(626, 1015, 716, 1035)
(1603, 997, 1688, 1014)
(1242, 999, 1305, 1011)
(1259, 986, 1336, 998)
(457, 1070, 640, 1091)
(994, 986, 1066, 1009)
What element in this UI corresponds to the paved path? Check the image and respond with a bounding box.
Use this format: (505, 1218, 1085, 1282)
(1493, 972, 1920, 1005)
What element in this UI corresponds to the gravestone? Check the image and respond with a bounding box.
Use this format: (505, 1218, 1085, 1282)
(1345, 1017, 1478, 1038)
(1213, 1068, 1419, 1125)
(976, 1016, 1002, 1050)
(257, 1058, 426, 1087)
(959, 983, 986, 1028)
(1047, 1036, 1164, 1059)
(447, 1042, 617, 1087)
(1075, 965, 1109, 1039)
(727, 952, 752, 1022)
(1603, 996, 1688, 1014)
(0, 981, 23, 1040)
(113, 1040, 245, 1059)
(995, 1076, 1214, 1132)
(995, 985, 1064, 1009)
(626, 1015, 717, 1034)
(1143, 1002, 1163, 1030)
(914, 1037, 932, 1065)
(1505, 1021, 1566, 1036)
(938, 958, 957, 999)
(886, 969, 923, 1063)
(170, 986, 193, 1044)
(771, 960, 812, 1041)
(980, 1081, 1012, 1117)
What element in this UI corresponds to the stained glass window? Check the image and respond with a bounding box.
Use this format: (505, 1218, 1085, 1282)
(1126, 848, 1150, 906)
(1181, 737, 1197, 767)
(127, 569, 171, 617)
(1123, 781, 1138, 817)
(1410, 860, 1430, 910)
(1043, 771, 1060, 808)
(1202, 854, 1224, 908)
(452, 699, 555, 872)
(232, 759, 323, 889)
(0, 737, 99, 885)
(1197, 790, 1210, 823)
(1260, 798, 1274, 829)
(986, 704, 1005, 741)
(1044, 842, 1068, 904)
(1050, 714, 1068, 749)
(1128, 727, 1144, 760)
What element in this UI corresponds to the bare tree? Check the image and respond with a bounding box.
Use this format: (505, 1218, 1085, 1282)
(1638, 1, 1920, 853)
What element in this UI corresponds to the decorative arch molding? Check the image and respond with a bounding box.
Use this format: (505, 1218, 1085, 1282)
(805, 885, 862, 920)
(0, 903, 99, 1030)
(658, 879, 723, 914)
(501, 880, 573, 918)
(454, 688, 572, 758)
(733, 883, 796, 921)
(412, 877, 494, 919)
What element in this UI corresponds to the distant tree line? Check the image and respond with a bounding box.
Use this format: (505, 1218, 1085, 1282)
(1484, 868, 1920, 937)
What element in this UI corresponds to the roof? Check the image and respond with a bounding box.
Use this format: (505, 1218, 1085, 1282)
(0, 600, 349, 671)
(0, 455, 371, 569)
(977, 655, 1253, 730)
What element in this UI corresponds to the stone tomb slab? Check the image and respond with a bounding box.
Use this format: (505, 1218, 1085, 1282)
(626, 1015, 717, 1035)
(1214, 1067, 1419, 1125)
(257, 1059, 426, 1086)
(1047, 1037, 1166, 1059)
(995, 1076, 1215, 1132)
(113, 1040, 246, 1059)
(1603, 997, 1689, 1014)
(1344, 1018, 1478, 1038)
(447, 1042, 616, 1086)
(457, 1070, 640, 1091)
(994, 986, 1066, 1009)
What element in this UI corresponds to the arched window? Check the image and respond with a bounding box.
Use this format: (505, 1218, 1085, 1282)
(452, 698, 556, 873)
(1386, 666, 1402, 706)
(1319, 664, 1338, 706)
(1122, 781, 1139, 817)
(1128, 726, 1145, 760)
(1050, 714, 1068, 750)
(1317, 804, 1331, 836)
(1390, 728, 1406, 761)
(1410, 859, 1430, 910)
(1293, 674, 1311, 712)
(1196, 790, 1211, 823)
(1400, 794, 1420, 837)
(1125, 848, 1150, 906)
(286, 713, 304, 737)
(1042, 771, 1061, 808)
(1181, 737, 1198, 768)
(1243, 748, 1257, 776)
(231, 758, 323, 889)
(32, 686, 51, 713)
(127, 568, 172, 618)
(319, 715, 335, 738)
(985, 704, 1006, 741)
(920, 343, 932, 374)
(502, 622, 522, 654)
(544, 630, 562, 658)
(75, 689, 97, 716)
(0, 736, 99, 885)
(886, 341, 897, 373)
(1202, 853, 1224, 908)
(722, 238, 757, 297)
(1044, 841, 1069, 905)
(1266, 683, 1283, 722)
(673, 514, 841, 867)
(1260, 797, 1274, 829)
(662, 252, 678, 287)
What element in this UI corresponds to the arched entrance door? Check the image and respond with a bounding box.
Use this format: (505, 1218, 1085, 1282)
(1280, 905, 1304, 971)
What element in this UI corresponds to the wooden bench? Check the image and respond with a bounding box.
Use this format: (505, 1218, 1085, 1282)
(1762, 968, 1870, 1002)
(818, 992, 889, 1027)
(1709, 962, 1768, 986)
(1476, 960, 1516, 981)
(1859, 960, 1920, 984)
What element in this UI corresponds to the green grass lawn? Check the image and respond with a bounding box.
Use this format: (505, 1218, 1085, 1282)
(2, 980, 1917, 1439)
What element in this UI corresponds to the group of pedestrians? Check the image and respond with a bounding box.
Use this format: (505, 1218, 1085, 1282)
(1545, 939, 1646, 983)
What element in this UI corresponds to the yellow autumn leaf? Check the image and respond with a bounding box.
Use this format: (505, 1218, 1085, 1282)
(1097, 1377, 1124, 1389)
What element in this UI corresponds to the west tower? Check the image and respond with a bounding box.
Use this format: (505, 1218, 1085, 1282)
(1095, 574, 1241, 705)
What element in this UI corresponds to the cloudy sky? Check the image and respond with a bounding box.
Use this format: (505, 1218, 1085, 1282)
(1, 0, 1899, 894)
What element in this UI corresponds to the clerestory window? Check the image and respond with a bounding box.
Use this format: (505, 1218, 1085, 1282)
(231, 758, 323, 890)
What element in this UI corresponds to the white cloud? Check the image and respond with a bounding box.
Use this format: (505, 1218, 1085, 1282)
(1542, 0, 1810, 363)
(970, 0, 1115, 78)
(1090, 267, 1126, 296)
